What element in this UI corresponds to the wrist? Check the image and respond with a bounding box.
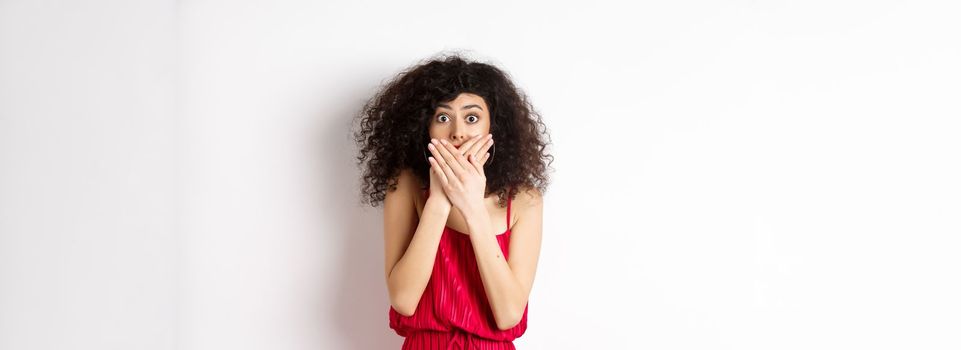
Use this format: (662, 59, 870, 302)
(463, 201, 488, 220)
(425, 197, 451, 214)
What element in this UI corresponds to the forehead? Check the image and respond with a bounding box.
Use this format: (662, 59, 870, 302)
(436, 93, 488, 111)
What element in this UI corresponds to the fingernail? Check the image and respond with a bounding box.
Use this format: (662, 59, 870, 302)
(440, 139, 448, 145)
(430, 138, 437, 144)
(428, 144, 435, 149)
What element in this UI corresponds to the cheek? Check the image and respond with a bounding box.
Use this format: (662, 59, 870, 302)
(427, 125, 445, 139)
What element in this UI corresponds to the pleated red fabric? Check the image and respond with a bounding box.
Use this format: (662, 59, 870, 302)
(389, 188, 528, 349)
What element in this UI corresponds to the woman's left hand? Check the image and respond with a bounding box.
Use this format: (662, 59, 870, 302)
(426, 134, 494, 214)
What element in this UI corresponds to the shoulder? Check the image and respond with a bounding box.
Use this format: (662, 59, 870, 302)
(510, 185, 543, 217)
(513, 186, 543, 206)
(386, 168, 421, 205)
(508, 186, 543, 238)
(391, 168, 427, 191)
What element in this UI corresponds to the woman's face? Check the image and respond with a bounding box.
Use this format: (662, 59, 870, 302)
(428, 93, 491, 149)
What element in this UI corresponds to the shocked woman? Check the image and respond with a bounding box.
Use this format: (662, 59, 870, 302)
(354, 53, 553, 349)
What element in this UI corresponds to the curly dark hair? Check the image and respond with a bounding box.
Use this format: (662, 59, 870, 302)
(353, 52, 553, 208)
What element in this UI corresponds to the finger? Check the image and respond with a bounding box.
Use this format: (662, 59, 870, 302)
(440, 139, 475, 175)
(427, 142, 446, 168)
(471, 152, 491, 174)
(439, 155, 460, 188)
(461, 134, 489, 159)
(430, 141, 462, 185)
(456, 134, 485, 156)
(468, 153, 483, 173)
(434, 139, 467, 175)
(428, 143, 456, 183)
(427, 156, 449, 187)
(475, 137, 493, 165)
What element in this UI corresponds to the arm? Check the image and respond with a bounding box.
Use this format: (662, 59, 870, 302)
(466, 188, 543, 330)
(383, 169, 450, 316)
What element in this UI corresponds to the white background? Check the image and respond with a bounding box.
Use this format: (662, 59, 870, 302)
(1, 1, 959, 349)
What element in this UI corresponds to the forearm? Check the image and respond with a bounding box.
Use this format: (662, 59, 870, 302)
(387, 199, 449, 315)
(465, 205, 525, 330)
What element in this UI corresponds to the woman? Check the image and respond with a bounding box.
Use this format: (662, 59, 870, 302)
(354, 53, 552, 349)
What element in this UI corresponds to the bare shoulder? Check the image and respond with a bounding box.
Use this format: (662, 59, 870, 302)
(510, 186, 543, 229)
(393, 168, 423, 192)
(513, 186, 544, 210)
(385, 168, 419, 207)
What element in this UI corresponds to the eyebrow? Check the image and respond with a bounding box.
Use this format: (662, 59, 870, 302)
(437, 103, 484, 111)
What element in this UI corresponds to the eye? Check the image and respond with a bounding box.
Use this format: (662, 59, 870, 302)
(436, 114, 450, 123)
(466, 115, 479, 123)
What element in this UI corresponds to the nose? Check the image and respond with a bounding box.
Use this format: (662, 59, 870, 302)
(449, 121, 468, 143)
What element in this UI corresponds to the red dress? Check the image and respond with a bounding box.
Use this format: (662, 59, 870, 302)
(389, 189, 528, 349)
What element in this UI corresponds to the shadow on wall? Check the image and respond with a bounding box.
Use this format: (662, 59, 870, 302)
(314, 87, 402, 349)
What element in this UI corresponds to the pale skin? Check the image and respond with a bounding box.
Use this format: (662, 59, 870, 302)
(383, 93, 543, 330)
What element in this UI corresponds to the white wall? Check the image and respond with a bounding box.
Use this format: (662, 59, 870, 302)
(0, 1, 178, 349)
(2, 1, 960, 349)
